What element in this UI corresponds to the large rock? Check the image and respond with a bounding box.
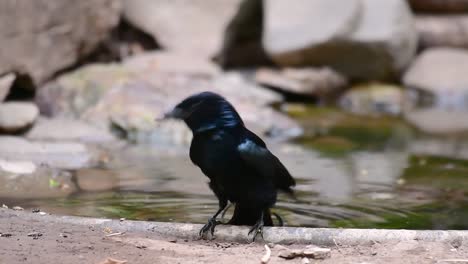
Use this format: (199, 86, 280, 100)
(0, 136, 98, 169)
(0, 0, 121, 84)
(37, 52, 301, 144)
(403, 48, 468, 95)
(416, 15, 468, 50)
(0, 73, 15, 102)
(123, 0, 241, 58)
(0, 102, 39, 133)
(403, 48, 468, 134)
(37, 63, 135, 117)
(255, 67, 347, 98)
(263, 0, 418, 80)
(26, 118, 117, 144)
(408, 0, 468, 13)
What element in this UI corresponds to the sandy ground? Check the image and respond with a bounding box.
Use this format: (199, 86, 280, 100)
(1, 209, 468, 264)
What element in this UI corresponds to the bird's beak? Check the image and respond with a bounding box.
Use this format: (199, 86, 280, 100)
(155, 107, 185, 122)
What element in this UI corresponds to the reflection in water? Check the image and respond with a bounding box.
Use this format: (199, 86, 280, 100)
(3, 109, 468, 230)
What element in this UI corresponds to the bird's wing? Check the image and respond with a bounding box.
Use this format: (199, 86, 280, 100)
(237, 131, 295, 193)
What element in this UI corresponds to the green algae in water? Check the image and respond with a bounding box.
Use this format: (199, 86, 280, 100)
(402, 154, 468, 192)
(284, 104, 413, 154)
(332, 201, 468, 230)
(298, 136, 357, 157)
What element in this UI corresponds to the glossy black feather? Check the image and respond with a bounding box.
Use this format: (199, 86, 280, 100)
(169, 91, 295, 227)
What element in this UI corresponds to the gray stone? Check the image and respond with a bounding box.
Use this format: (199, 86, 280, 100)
(38, 55, 301, 144)
(263, 0, 360, 60)
(403, 48, 468, 95)
(0, 0, 121, 84)
(255, 67, 347, 98)
(416, 15, 468, 50)
(36, 63, 135, 117)
(263, 0, 418, 80)
(26, 118, 116, 144)
(0, 136, 97, 169)
(123, 0, 241, 58)
(403, 48, 468, 133)
(0, 102, 39, 133)
(0, 73, 15, 102)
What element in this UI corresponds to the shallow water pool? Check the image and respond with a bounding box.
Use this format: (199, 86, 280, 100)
(3, 107, 468, 230)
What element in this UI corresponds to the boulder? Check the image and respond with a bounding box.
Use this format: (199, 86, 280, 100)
(408, 0, 468, 13)
(255, 67, 347, 98)
(36, 63, 135, 117)
(0, 0, 121, 84)
(26, 118, 117, 144)
(0, 73, 15, 102)
(263, 0, 418, 80)
(416, 15, 468, 50)
(403, 48, 468, 95)
(403, 48, 468, 134)
(123, 0, 241, 58)
(38, 52, 301, 144)
(0, 102, 39, 133)
(0, 136, 98, 169)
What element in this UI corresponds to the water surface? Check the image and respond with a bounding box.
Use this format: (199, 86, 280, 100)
(3, 106, 468, 229)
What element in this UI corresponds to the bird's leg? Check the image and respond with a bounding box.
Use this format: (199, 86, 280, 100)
(199, 200, 228, 238)
(248, 211, 265, 242)
(220, 202, 232, 221)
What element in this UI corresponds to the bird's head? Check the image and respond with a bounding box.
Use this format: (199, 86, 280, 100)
(161, 91, 243, 133)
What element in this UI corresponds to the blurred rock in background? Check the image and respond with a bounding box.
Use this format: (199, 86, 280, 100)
(0, 0, 121, 85)
(416, 15, 468, 50)
(123, 0, 242, 59)
(255, 67, 347, 100)
(403, 48, 468, 134)
(219, 0, 418, 81)
(0, 0, 468, 170)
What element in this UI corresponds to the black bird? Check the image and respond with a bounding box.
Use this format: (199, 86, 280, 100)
(162, 91, 295, 240)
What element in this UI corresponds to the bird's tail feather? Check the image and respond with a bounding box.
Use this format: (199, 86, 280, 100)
(228, 204, 273, 226)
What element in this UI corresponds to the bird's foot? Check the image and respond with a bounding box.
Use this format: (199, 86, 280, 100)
(248, 220, 264, 242)
(199, 218, 221, 239)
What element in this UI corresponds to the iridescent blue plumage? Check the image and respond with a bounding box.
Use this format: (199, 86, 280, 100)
(163, 91, 295, 241)
(174, 91, 243, 133)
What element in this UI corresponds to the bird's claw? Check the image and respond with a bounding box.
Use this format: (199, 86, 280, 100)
(248, 221, 264, 242)
(199, 218, 220, 238)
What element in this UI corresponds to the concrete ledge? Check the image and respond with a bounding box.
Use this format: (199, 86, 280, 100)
(3, 209, 468, 245)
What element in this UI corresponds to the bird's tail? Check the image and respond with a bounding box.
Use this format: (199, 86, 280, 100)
(228, 204, 273, 226)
